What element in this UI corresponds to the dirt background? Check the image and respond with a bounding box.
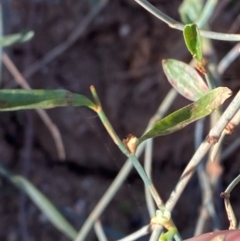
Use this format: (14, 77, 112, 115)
(0, 0, 240, 240)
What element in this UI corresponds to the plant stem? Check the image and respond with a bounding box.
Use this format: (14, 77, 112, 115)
(91, 86, 183, 241)
(134, 0, 240, 41)
(222, 174, 240, 229)
(196, 0, 219, 28)
(75, 88, 178, 241)
(90, 86, 163, 207)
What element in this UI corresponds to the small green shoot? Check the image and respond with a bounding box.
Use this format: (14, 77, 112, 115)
(183, 23, 203, 63)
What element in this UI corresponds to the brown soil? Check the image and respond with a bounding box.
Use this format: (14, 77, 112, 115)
(0, 0, 240, 241)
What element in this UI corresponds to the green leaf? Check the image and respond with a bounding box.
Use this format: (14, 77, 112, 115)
(179, 0, 204, 24)
(138, 87, 232, 144)
(0, 89, 95, 111)
(0, 30, 34, 47)
(162, 59, 208, 101)
(183, 23, 202, 62)
(0, 165, 77, 239)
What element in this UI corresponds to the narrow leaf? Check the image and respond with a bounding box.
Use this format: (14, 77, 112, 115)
(179, 0, 204, 24)
(0, 30, 34, 47)
(0, 165, 77, 239)
(138, 87, 232, 144)
(162, 59, 208, 101)
(0, 89, 95, 111)
(183, 23, 202, 62)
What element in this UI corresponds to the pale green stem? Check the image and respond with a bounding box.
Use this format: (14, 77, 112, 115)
(75, 88, 178, 241)
(149, 226, 162, 241)
(225, 174, 240, 199)
(144, 139, 156, 218)
(134, 0, 240, 41)
(143, 90, 179, 218)
(94, 220, 108, 241)
(75, 146, 144, 241)
(117, 225, 151, 241)
(92, 88, 182, 240)
(94, 96, 163, 207)
(194, 119, 214, 235)
(196, 0, 219, 28)
(222, 174, 240, 229)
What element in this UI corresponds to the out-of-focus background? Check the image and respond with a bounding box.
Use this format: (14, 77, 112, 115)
(0, 0, 240, 240)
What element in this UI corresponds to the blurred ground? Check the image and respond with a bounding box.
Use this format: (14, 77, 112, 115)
(0, 0, 240, 240)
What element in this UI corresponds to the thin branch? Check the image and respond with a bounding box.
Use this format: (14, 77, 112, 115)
(149, 226, 162, 241)
(94, 220, 108, 241)
(22, 0, 109, 79)
(2, 53, 66, 160)
(144, 139, 155, 218)
(75, 88, 178, 241)
(221, 174, 240, 230)
(116, 225, 151, 241)
(134, 0, 240, 41)
(90, 86, 163, 206)
(144, 88, 178, 219)
(194, 119, 220, 235)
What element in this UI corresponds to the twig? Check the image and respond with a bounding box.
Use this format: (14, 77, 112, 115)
(221, 174, 240, 229)
(144, 88, 178, 219)
(144, 139, 155, 218)
(134, 0, 240, 41)
(94, 220, 108, 241)
(149, 225, 162, 241)
(194, 119, 220, 235)
(74, 88, 178, 241)
(74, 146, 143, 241)
(22, 0, 108, 79)
(166, 90, 240, 212)
(90, 85, 163, 206)
(2, 53, 66, 160)
(90, 86, 183, 241)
